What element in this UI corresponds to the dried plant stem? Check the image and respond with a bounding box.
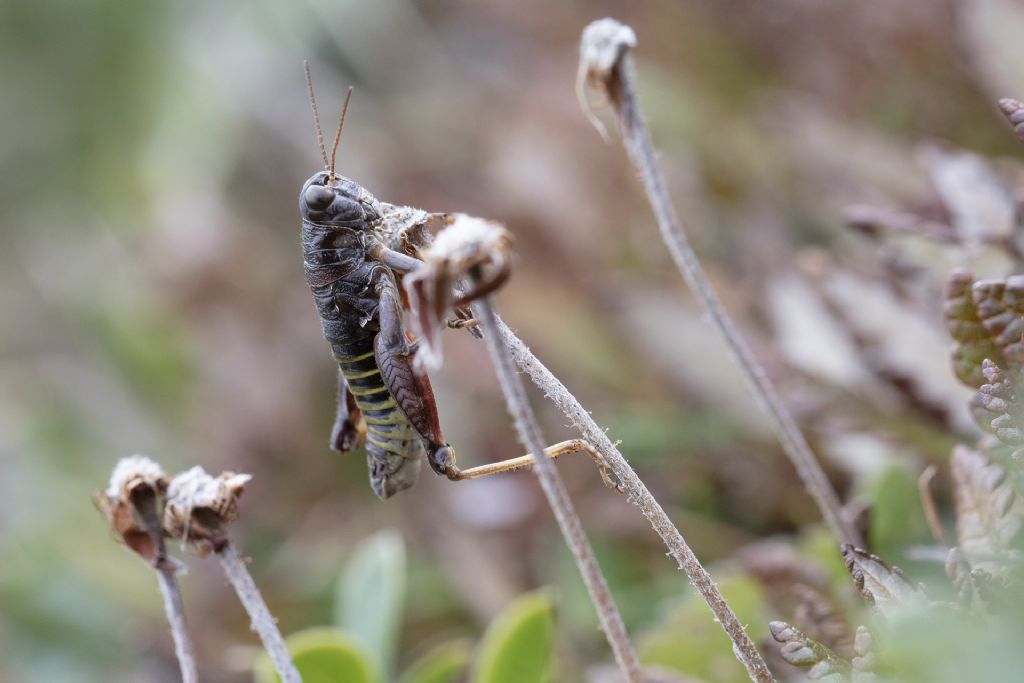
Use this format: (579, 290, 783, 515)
(917, 465, 948, 547)
(493, 314, 775, 683)
(471, 297, 644, 683)
(589, 23, 860, 548)
(217, 543, 301, 683)
(155, 564, 198, 683)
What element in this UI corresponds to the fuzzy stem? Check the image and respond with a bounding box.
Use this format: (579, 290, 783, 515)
(471, 297, 644, 683)
(155, 565, 199, 683)
(493, 315, 776, 683)
(591, 24, 860, 549)
(217, 543, 301, 683)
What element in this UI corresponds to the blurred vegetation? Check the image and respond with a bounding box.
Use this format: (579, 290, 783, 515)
(4, 0, 1024, 681)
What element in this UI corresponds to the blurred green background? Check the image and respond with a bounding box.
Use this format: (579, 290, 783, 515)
(3, 0, 1024, 681)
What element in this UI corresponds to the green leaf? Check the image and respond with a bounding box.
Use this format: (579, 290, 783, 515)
(335, 530, 407, 679)
(253, 628, 380, 683)
(866, 462, 930, 561)
(472, 590, 556, 683)
(638, 573, 768, 682)
(400, 639, 472, 683)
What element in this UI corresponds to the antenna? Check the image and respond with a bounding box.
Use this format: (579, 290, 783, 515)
(329, 86, 354, 179)
(303, 60, 330, 174)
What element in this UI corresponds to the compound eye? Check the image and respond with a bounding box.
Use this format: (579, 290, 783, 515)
(304, 184, 335, 210)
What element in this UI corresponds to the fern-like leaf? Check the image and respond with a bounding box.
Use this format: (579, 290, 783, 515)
(769, 621, 850, 681)
(951, 445, 1023, 575)
(850, 626, 876, 683)
(944, 272, 1008, 387)
(841, 546, 922, 616)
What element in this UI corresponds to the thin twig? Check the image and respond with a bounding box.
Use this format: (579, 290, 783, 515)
(218, 543, 301, 683)
(471, 296, 644, 683)
(579, 18, 861, 548)
(918, 465, 948, 547)
(493, 315, 776, 683)
(155, 564, 199, 683)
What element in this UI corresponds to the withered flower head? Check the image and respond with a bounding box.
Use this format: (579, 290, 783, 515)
(163, 466, 252, 555)
(95, 455, 169, 567)
(577, 18, 637, 139)
(404, 214, 513, 370)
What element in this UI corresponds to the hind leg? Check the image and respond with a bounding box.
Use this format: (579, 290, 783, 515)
(373, 277, 458, 478)
(443, 439, 622, 492)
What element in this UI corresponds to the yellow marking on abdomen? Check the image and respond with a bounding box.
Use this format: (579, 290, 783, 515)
(339, 350, 376, 363)
(359, 397, 396, 411)
(349, 385, 390, 397)
(343, 367, 382, 380)
(364, 412, 408, 426)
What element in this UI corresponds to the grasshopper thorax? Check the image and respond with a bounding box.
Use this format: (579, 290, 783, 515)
(300, 171, 382, 229)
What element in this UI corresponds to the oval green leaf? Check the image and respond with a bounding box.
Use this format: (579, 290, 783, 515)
(399, 639, 472, 683)
(335, 529, 407, 679)
(253, 627, 380, 683)
(472, 590, 555, 683)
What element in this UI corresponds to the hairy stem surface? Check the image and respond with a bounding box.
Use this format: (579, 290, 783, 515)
(156, 565, 198, 683)
(218, 543, 301, 683)
(585, 19, 860, 548)
(494, 315, 776, 683)
(472, 297, 644, 683)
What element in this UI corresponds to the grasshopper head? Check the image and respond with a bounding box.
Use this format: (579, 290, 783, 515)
(300, 171, 382, 228)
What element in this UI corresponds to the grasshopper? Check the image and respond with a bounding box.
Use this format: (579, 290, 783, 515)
(299, 65, 616, 498)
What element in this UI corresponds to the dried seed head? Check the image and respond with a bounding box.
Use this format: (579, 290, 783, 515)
(579, 18, 636, 91)
(106, 454, 169, 500)
(404, 214, 513, 370)
(577, 18, 637, 139)
(163, 466, 252, 555)
(96, 455, 169, 567)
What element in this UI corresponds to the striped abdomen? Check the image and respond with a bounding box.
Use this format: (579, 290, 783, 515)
(336, 342, 424, 497)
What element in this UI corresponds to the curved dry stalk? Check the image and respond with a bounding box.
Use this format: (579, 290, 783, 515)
(471, 296, 644, 683)
(155, 565, 199, 683)
(578, 18, 860, 548)
(163, 467, 300, 683)
(493, 315, 775, 683)
(97, 456, 200, 683)
(218, 544, 301, 683)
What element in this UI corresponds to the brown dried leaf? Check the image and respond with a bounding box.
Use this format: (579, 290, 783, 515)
(841, 545, 922, 615)
(769, 620, 850, 681)
(943, 271, 1007, 388)
(951, 445, 1023, 574)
